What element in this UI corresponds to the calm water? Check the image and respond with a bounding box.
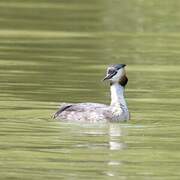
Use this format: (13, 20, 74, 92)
(0, 0, 180, 179)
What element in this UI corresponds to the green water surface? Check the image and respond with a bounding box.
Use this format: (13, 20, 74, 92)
(0, 0, 180, 179)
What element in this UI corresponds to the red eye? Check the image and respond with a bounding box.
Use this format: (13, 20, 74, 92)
(108, 69, 116, 74)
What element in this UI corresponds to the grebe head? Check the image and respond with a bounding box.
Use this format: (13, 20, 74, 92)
(103, 64, 128, 86)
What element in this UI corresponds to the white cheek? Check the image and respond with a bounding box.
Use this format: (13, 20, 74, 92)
(111, 69, 124, 81)
(111, 73, 119, 81)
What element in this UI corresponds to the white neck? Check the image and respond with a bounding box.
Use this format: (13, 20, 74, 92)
(110, 83, 128, 111)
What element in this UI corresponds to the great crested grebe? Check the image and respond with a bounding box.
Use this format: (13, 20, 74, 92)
(54, 64, 130, 122)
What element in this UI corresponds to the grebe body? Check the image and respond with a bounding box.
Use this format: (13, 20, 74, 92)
(54, 64, 130, 122)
